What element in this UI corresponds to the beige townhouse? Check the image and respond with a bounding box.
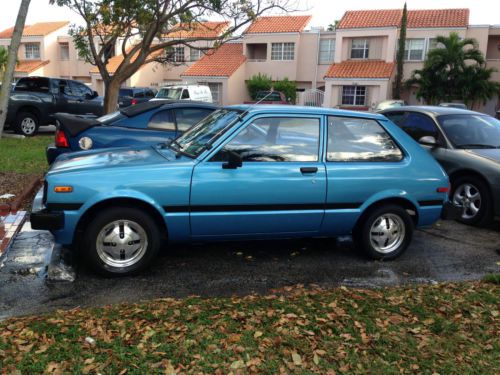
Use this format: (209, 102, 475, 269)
(0, 21, 70, 78)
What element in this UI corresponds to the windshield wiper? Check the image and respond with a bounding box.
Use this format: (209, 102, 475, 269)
(157, 139, 194, 158)
(456, 144, 499, 149)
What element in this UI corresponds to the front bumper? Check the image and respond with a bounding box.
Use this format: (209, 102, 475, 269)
(441, 201, 462, 220)
(30, 188, 64, 231)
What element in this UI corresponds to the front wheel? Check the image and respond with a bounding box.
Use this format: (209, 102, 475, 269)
(83, 207, 162, 276)
(355, 205, 413, 260)
(451, 176, 493, 226)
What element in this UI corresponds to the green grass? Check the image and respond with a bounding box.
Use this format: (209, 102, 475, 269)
(483, 273, 500, 285)
(0, 282, 498, 374)
(0, 135, 50, 173)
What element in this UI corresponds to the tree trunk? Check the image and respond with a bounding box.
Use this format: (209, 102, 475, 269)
(103, 77, 121, 114)
(0, 0, 31, 138)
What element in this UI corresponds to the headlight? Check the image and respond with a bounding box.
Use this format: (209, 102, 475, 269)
(78, 137, 93, 150)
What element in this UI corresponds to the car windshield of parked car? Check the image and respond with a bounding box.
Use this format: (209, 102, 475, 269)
(156, 88, 182, 100)
(438, 114, 500, 149)
(171, 109, 240, 157)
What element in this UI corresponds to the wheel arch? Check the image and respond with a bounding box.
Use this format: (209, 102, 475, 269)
(354, 197, 419, 234)
(16, 105, 41, 121)
(448, 168, 492, 191)
(74, 197, 168, 244)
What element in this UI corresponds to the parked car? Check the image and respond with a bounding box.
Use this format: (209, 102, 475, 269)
(154, 85, 212, 102)
(5, 76, 103, 136)
(118, 87, 157, 108)
(31, 105, 457, 276)
(244, 91, 290, 105)
(46, 100, 217, 164)
(381, 106, 500, 226)
(438, 103, 467, 109)
(374, 100, 406, 112)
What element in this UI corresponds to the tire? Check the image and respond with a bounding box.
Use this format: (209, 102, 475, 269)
(355, 204, 414, 260)
(14, 111, 39, 136)
(83, 207, 162, 276)
(451, 176, 493, 226)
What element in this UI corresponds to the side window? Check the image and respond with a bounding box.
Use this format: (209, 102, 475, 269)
(402, 113, 439, 141)
(327, 116, 403, 162)
(148, 110, 175, 131)
(212, 117, 320, 162)
(69, 81, 92, 97)
(175, 108, 213, 132)
(384, 112, 406, 127)
(134, 90, 145, 98)
(181, 89, 190, 99)
(59, 80, 73, 96)
(145, 89, 155, 98)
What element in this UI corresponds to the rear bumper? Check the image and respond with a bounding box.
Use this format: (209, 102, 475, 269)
(441, 201, 461, 220)
(46, 144, 70, 164)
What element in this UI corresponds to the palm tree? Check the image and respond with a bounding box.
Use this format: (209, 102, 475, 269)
(407, 32, 500, 105)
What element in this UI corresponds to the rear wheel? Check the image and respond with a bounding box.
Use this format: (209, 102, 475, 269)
(14, 111, 39, 136)
(355, 205, 413, 260)
(451, 176, 493, 226)
(83, 207, 161, 276)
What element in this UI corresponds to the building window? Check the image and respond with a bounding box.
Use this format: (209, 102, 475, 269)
(173, 47, 185, 62)
(190, 48, 202, 62)
(342, 86, 366, 106)
(59, 42, 69, 60)
(271, 42, 295, 60)
(25, 43, 40, 59)
(319, 39, 335, 64)
(404, 39, 425, 61)
(351, 39, 369, 59)
(428, 38, 445, 52)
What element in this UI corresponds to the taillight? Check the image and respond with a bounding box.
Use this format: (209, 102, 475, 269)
(55, 129, 69, 148)
(131, 98, 137, 105)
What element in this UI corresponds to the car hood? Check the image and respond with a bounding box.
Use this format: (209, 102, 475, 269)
(466, 149, 500, 164)
(49, 146, 177, 174)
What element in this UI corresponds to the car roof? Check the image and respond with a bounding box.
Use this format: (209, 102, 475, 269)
(227, 104, 386, 120)
(380, 105, 481, 117)
(120, 100, 218, 117)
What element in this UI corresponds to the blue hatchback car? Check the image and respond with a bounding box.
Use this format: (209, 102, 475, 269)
(31, 106, 457, 276)
(46, 100, 217, 164)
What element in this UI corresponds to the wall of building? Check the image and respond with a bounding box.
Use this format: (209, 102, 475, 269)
(334, 28, 398, 63)
(324, 79, 390, 108)
(227, 64, 250, 104)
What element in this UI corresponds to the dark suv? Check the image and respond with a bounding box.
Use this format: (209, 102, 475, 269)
(118, 87, 157, 108)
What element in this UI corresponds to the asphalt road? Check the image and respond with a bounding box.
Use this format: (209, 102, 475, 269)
(0, 219, 499, 319)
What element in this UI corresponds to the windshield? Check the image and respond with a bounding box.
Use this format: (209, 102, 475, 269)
(438, 114, 500, 148)
(156, 88, 182, 100)
(171, 109, 241, 157)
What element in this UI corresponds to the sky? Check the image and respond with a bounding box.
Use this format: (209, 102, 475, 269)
(0, 0, 499, 32)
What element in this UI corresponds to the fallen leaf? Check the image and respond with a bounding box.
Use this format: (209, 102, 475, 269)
(254, 331, 263, 339)
(291, 352, 302, 366)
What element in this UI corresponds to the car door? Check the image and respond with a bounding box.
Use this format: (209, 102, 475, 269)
(55, 79, 81, 114)
(69, 80, 100, 115)
(189, 115, 327, 238)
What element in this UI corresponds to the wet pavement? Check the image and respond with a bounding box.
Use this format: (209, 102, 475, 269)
(0, 219, 499, 319)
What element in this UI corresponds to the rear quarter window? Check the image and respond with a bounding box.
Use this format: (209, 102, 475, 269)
(327, 116, 403, 162)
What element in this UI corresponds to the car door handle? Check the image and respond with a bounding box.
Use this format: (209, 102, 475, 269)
(300, 167, 318, 174)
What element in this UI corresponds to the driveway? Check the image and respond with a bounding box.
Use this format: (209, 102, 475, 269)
(0, 219, 499, 319)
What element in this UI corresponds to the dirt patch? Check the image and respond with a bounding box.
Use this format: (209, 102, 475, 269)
(0, 172, 42, 210)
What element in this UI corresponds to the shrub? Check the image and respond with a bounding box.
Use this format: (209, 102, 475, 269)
(246, 73, 272, 100)
(273, 78, 297, 103)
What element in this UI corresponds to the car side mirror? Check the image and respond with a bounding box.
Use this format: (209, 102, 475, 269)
(93, 90, 99, 98)
(84, 93, 93, 100)
(222, 150, 242, 169)
(418, 136, 439, 147)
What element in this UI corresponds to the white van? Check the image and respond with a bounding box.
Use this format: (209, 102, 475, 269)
(153, 85, 212, 103)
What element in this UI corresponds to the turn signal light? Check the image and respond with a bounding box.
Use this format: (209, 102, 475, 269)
(437, 187, 449, 193)
(54, 186, 73, 193)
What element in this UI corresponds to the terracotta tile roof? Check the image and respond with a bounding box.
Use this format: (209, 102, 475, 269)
(337, 8, 469, 29)
(164, 21, 229, 39)
(407, 9, 469, 28)
(15, 60, 50, 73)
(182, 43, 246, 77)
(0, 21, 69, 38)
(90, 48, 163, 74)
(325, 60, 395, 79)
(244, 15, 311, 34)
